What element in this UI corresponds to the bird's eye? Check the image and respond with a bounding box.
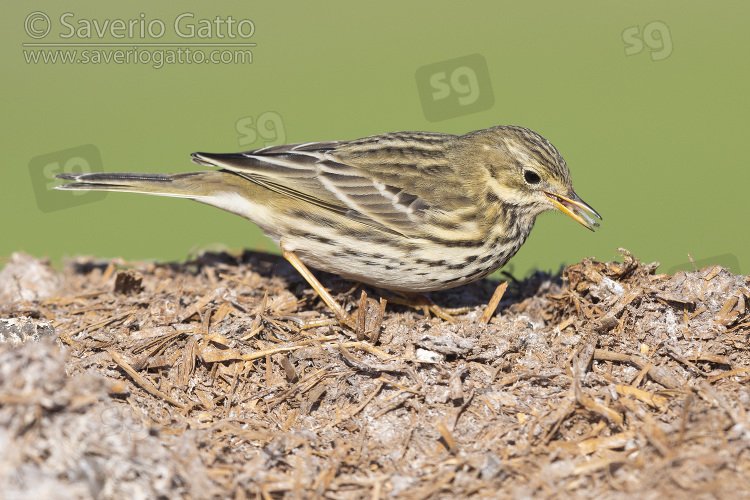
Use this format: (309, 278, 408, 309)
(524, 170, 541, 185)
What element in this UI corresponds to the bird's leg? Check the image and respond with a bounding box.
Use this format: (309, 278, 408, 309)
(281, 246, 356, 329)
(380, 291, 472, 323)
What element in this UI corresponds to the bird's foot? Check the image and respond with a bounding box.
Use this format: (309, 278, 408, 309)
(381, 291, 472, 323)
(282, 247, 357, 329)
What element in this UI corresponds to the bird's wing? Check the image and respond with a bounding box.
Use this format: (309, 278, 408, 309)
(191, 133, 470, 237)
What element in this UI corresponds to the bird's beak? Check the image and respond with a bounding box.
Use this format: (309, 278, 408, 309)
(543, 191, 602, 231)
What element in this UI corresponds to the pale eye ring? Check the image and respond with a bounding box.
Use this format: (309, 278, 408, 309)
(524, 170, 541, 185)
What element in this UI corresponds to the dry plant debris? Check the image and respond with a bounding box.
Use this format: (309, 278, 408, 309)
(0, 248, 749, 499)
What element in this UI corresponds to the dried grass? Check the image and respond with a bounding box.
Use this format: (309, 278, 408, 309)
(1, 248, 749, 499)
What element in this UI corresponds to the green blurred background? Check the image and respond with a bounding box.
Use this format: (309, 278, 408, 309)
(3, 2, 747, 277)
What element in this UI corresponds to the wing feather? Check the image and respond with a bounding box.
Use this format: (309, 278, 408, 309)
(191, 134, 459, 237)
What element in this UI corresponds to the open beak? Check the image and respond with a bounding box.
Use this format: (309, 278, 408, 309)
(543, 191, 602, 231)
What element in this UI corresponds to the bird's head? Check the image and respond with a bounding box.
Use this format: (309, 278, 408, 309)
(460, 125, 601, 231)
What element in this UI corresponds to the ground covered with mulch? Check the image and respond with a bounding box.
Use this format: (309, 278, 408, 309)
(0, 249, 748, 499)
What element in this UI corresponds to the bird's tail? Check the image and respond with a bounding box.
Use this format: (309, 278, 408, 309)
(55, 171, 212, 199)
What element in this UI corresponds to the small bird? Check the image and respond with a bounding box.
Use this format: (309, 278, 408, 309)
(57, 125, 600, 327)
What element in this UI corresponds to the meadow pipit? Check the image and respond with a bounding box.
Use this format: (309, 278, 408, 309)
(57, 125, 600, 327)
